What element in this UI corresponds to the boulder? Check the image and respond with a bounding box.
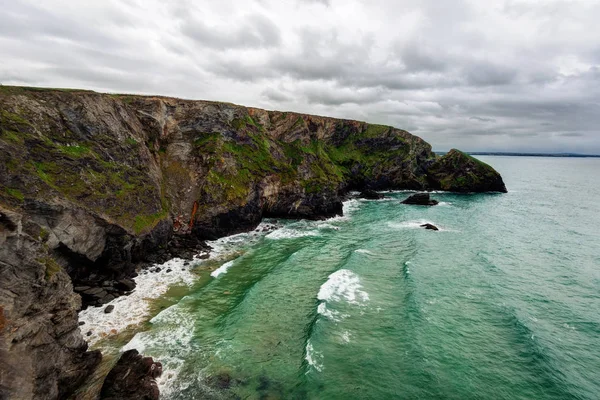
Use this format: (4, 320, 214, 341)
(358, 189, 384, 200)
(420, 223, 439, 231)
(100, 349, 162, 400)
(116, 278, 136, 292)
(401, 193, 439, 206)
(104, 305, 115, 314)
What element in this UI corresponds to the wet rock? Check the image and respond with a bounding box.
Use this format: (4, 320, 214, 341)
(420, 223, 439, 231)
(359, 189, 384, 200)
(166, 269, 172, 273)
(155, 267, 161, 273)
(401, 193, 439, 206)
(116, 278, 135, 292)
(104, 305, 115, 314)
(100, 349, 162, 400)
(78, 321, 85, 326)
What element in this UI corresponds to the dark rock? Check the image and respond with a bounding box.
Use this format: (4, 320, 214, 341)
(116, 278, 135, 292)
(87, 331, 93, 336)
(79, 321, 85, 326)
(358, 189, 384, 200)
(154, 267, 161, 273)
(166, 269, 172, 273)
(426, 149, 507, 192)
(100, 349, 162, 400)
(420, 223, 439, 231)
(104, 305, 115, 314)
(401, 193, 439, 206)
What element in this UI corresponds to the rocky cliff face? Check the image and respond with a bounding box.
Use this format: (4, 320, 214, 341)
(0, 86, 506, 399)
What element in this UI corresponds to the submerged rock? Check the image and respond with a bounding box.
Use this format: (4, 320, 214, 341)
(402, 193, 439, 206)
(358, 189, 384, 200)
(420, 223, 439, 231)
(104, 305, 115, 314)
(100, 349, 162, 400)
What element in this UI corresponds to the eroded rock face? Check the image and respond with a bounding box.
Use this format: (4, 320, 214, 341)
(99, 349, 162, 400)
(0, 87, 507, 399)
(0, 207, 101, 400)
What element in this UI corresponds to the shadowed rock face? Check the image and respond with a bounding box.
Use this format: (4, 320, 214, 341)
(99, 349, 162, 400)
(0, 206, 101, 400)
(0, 86, 507, 399)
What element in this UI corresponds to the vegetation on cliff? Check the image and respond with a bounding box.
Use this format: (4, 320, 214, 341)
(0, 86, 506, 399)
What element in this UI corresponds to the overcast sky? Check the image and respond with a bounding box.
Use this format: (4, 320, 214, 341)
(1, 0, 600, 153)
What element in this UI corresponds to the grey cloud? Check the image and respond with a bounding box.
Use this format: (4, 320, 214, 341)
(558, 132, 585, 137)
(398, 43, 449, 72)
(262, 88, 292, 102)
(181, 14, 281, 49)
(469, 116, 496, 122)
(464, 62, 518, 86)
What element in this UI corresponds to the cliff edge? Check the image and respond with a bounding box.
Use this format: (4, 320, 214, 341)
(0, 86, 506, 399)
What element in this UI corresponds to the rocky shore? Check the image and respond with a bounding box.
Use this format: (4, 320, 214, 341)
(0, 86, 506, 399)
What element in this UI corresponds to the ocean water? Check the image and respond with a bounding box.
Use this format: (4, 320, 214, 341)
(83, 156, 600, 399)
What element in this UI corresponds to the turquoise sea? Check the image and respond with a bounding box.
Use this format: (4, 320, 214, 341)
(114, 156, 600, 399)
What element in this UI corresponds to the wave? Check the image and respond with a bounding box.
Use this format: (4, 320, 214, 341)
(317, 269, 369, 305)
(305, 340, 324, 372)
(265, 228, 320, 240)
(122, 301, 196, 397)
(78, 257, 198, 346)
(210, 259, 235, 278)
(355, 249, 375, 255)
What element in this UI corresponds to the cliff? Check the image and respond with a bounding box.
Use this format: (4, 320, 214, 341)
(0, 86, 506, 399)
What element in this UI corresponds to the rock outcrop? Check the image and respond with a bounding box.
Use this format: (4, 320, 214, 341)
(420, 223, 439, 231)
(427, 149, 507, 193)
(358, 189, 384, 200)
(402, 193, 439, 206)
(0, 86, 507, 399)
(99, 349, 162, 400)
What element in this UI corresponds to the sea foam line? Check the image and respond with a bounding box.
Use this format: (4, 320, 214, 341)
(78, 257, 200, 346)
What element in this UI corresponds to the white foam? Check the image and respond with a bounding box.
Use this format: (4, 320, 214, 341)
(122, 303, 196, 397)
(342, 199, 361, 216)
(210, 259, 235, 278)
(341, 331, 351, 343)
(305, 340, 323, 372)
(265, 228, 319, 240)
(438, 201, 452, 206)
(388, 219, 450, 231)
(355, 249, 375, 255)
(317, 269, 369, 304)
(317, 302, 346, 322)
(78, 257, 198, 346)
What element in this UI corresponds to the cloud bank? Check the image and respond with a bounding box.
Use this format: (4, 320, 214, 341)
(1, 0, 600, 153)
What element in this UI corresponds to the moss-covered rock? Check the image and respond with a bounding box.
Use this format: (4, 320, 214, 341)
(426, 149, 507, 192)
